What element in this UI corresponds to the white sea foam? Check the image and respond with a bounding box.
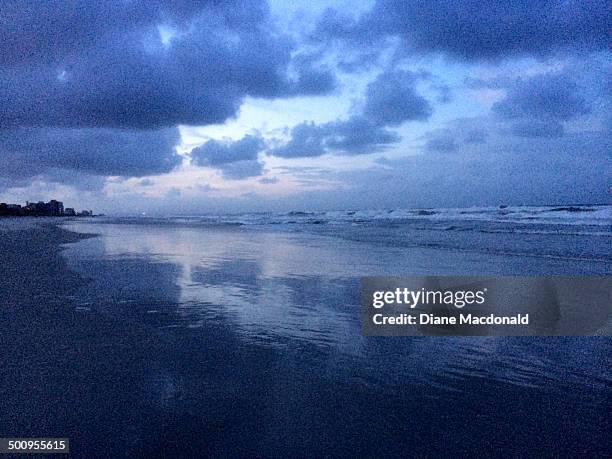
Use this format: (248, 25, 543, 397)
(152, 204, 611, 232)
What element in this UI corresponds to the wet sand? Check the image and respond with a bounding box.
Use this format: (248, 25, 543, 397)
(1, 219, 610, 457)
(0, 220, 169, 456)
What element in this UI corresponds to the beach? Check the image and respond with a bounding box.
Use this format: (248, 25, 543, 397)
(1, 215, 610, 457)
(0, 220, 169, 455)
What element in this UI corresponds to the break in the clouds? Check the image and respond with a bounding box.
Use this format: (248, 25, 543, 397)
(0, 0, 610, 210)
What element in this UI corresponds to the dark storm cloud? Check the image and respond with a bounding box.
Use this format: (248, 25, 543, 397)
(316, 0, 611, 61)
(191, 135, 265, 179)
(362, 70, 432, 125)
(0, 127, 181, 178)
(486, 63, 612, 139)
(272, 69, 430, 158)
(0, 0, 336, 184)
(0, 1, 214, 66)
(272, 118, 399, 158)
(0, 0, 336, 130)
(493, 73, 591, 121)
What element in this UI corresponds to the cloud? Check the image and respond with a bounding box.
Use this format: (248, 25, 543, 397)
(271, 122, 328, 158)
(510, 120, 564, 138)
(191, 135, 264, 166)
(464, 128, 488, 144)
(165, 187, 182, 199)
(0, 1, 336, 130)
(483, 63, 612, 140)
(42, 169, 108, 192)
(272, 69, 431, 158)
(289, 52, 338, 96)
(424, 129, 458, 153)
(314, 130, 611, 209)
(0, 0, 336, 184)
(316, 0, 611, 61)
(0, 168, 107, 194)
(197, 183, 217, 193)
(219, 160, 265, 180)
(2, 0, 609, 211)
(493, 73, 591, 121)
(362, 69, 432, 124)
(272, 118, 399, 158)
(0, 127, 182, 179)
(191, 135, 265, 179)
(420, 121, 490, 154)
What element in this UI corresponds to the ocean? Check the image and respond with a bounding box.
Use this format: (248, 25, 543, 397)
(1, 205, 610, 456)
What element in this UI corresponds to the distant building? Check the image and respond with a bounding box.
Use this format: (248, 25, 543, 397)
(0, 199, 88, 217)
(47, 200, 64, 216)
(24, 200, 64, 215)
(0, 203, 22, 216)
(23, 201, 47, 214)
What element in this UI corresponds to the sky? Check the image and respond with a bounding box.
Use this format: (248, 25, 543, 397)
(0, 0, 610, 214)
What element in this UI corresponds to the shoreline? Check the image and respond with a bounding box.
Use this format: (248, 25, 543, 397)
(1, 220, 610, 457)
(0, 220, 94, 307)
(0, 220, 170, 457)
